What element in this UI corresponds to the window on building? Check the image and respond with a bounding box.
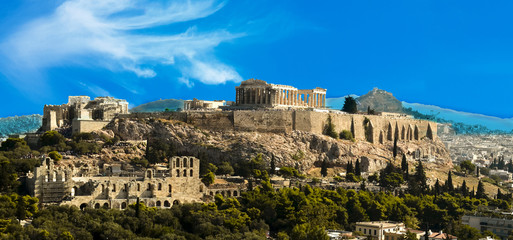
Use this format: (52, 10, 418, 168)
(158, 183, 162, 190)
(112, 184, 116, 192)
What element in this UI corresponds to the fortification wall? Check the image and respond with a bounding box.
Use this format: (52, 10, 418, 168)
(72, 119, 111, 134)
(234, 111, 293, 133)
(187, 112, 234, 131)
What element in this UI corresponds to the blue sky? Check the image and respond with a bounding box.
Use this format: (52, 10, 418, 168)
(0, 0, 513, 118)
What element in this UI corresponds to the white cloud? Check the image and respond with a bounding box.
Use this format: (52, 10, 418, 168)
(1, 0, 243, 88)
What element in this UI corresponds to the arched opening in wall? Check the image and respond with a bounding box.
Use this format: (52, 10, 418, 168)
(147, 183, 152, 190)
(216, 191, 220, 195)
(183, 158, 188, 168)
(103, 203, 109, 209)
(156, 201, 161, 207)
(233, 191, 238, 197)
(176, 169, 180, 177)
(176, 159, 180, 168)
(169, 184, 172, 193)
(414, 125, 419, 140)
(210, 192, 214, 196)
(147, 170, 152, 178)
(172, 200, 179, 206)
(121, 202, 127, 209)
(387, 123, 393, 141)
(190, 158, 194, 167)
(164, 200, 171, 207)
(102, 184, 105, 193)
(401, 126, 406, 140)
(124, 184, 128, 192)
(80, 203, 88, 210)
(158, 183, 162, 191)
(363, 118, 373, 143)
(94, 203, 100, 209)
(183, 169, 187, 177)
(227, 191, 232, 197)
(394, 123, 399, 140)
(427, 124, 433, 140)
(222, 191, 226, 197)
(190, 169, 193, 177)
(112, 184, 116, 192)
(62, 173, 66, 182)
(45, 158, 51, 166)
(148, 201, 154, 207)
(71, 187, 77, 197)
(45, 174, 49, 182)
(52, 171, 57, 182)
(137, 183, 140, 191)
(408, 126, 413, 140)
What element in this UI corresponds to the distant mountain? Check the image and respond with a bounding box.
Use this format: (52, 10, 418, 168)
(0, 114, 42, 137)
(356, 88, 403, 113)
(130, 99, 184, 113)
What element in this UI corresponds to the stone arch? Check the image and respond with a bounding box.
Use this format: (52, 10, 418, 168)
(103, 203, 109, 209)
(183, 158, 188, 168)
(137, 183, 140, 191)
(71, 186, 77, 197)
(413, 125, 419, 141)
(158, 183, 162, 191)
(216, 191, 220, 195)
(227, 191, 232, 197)
(210, 191, 214, 196)
(164, 200, 171, 207)
(363, 118, 374, 143)
(183, 169, 187, 177)
(121, 202, 127, 209)
(168, 184, 172, 193)
(222, 191, 226, 197)
(176, 169, 180, 177)
(408, 125, 413, 141)
(147, 183, 151, 190)
(94, 203, 100, 209)
(112, 184, 116, 192)
(102, 184, 105, 193)
(172, 200, 180, 206)
(80, 203, 88, 210)
(45, 173, 49, 182)
(427, 124, 434, 140)
(190, 169, 193, 177)
(175, 159, 180, 168)
(379, 130, 384, 144)
(387, 123, 393, 141)
(146, 170, 152, 179)
(401, 126, 406, 140)
(156, 201, 161, 207)
(190, 158, 194, 167)
(233, 191, 238, 197)
(53, 171, 57, 182)
(62, 172, 66, 182)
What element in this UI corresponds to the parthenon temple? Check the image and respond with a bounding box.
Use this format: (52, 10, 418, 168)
(235, 79, 327, 108)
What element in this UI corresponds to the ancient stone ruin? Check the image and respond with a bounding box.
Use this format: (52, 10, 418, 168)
(28, 156, 244, 209)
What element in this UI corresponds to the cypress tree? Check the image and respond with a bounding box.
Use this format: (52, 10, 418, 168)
(320, 159, 328, 177)
(461, 180, 468, 197)
(476, 181, 487, 199)
(476, 167, 480, 177)
(497, 188, 503, 200)
(135, 197, 140, 218)
(355, 159, 361, 176)
(445, 171, 454, 192)
(414, 161, 428, 194)
(270, 156, 276, 175)
(401, 154, 408, 173)
(347, 161, 354, 174)
(342, 96, 358, 114)
(434, 179, 441, 196)
(393, 135, 398, 159)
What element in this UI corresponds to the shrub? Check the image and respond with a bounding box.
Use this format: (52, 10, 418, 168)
(339, 130, 355, 142)
(48, 151, 62, 162)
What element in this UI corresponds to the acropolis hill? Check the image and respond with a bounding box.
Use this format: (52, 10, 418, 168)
(35, 79, 450, 174)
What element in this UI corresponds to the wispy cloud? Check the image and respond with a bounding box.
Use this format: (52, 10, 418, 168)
(1, 0, 243, 92)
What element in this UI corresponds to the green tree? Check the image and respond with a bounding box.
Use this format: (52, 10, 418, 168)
(0, 138, 29, 152)
(339, 130, 355, 142)
(48, 151, 62, 162)
(476, 181, 487, 199)
(413, 161, 428, 194)
(460, 160, 476, 175)
(270, 156, 276, 175)
(202, 171, 215, 186)
(40, 130, 67, 151)
(216, 162, 235, 175)
(402, 230, 418, 240)
(347, 161, 354, 175)
(445, 171, 454, 192)
(342, 96, 358, 114)
(323, 115, 338, 139)
(355, 159, 361, 176)
(393, 135, 398, 159)
(320, 159, 328, 177)
(401, 155, 408, 173)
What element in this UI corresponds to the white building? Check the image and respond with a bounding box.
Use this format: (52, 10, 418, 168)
(355, 221, 405, 240)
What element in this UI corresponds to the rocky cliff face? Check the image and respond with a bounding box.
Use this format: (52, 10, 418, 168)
(105, 117, 452, 174)
(357, 88, 403, 113)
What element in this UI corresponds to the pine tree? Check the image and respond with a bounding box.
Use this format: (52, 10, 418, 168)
(342, 96, 358, 113)
(445, 171, 454, 192)
(497, 188, 503, 200)
(401, 155, 408, 173)
(347, 161, 354, 174)
(320, 159, 328, 177)
(476, 181, 487, 199)
(355, 159, 361, 176)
